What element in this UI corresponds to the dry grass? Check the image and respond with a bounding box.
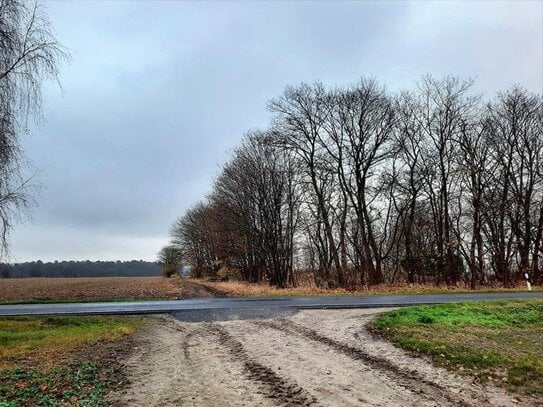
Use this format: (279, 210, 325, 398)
(195, 279, 538, 297)
(0, 277, 223, 303)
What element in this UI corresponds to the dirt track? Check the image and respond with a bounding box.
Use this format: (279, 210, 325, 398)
(109, 309, 530, 407)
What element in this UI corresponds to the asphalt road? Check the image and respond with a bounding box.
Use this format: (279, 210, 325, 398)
(0, 292, 541, 320)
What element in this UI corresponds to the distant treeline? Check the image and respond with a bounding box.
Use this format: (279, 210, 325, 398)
(0, 260, 161, 278)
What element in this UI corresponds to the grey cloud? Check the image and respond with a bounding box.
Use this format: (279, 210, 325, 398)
(10, 0, 543, 261)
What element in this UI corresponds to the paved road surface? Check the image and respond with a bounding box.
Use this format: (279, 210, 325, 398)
(0, 292, 541, 320)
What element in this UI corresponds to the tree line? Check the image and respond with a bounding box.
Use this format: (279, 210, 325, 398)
(0, 260, 160, 278)
(166, 76, 542, 289)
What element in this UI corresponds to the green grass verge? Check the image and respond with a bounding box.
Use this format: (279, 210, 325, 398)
(0, 316, 144, 406)
(372, 300, 543, 395)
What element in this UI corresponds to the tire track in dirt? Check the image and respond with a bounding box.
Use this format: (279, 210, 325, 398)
(182, 329, 196, 360)
(111, 318, 277, 407)
(257, 319, 475, 407)
(207, 324, 318, 406)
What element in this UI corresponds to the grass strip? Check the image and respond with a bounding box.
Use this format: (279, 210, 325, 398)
(0, 316, 144, 406)
(372, 299, 543, 395)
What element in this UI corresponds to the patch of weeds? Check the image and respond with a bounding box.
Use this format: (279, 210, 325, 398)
(36, 394, 57, 406)
(0, 361, 110, 406)
(418, 315, 434, 324)
(75, 361, 100, 383)
(0, 399, 20, 407)
(507, 360, 543, 394)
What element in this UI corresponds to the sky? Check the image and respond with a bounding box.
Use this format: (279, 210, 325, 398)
(9, 0, 543, 263)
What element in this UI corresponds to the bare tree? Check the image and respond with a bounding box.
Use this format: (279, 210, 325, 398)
(212, 132, 302, 287)
(170, 202, 218, 278)
(483, 87, 543, 285)
(0, 0, 68, 256)
(324, 78, 396, 285)
(454, 109, 488, 289)
(269, 83, 347, 286)
(393, 90, 425, 283)
(157, 245, 181, 277)
(412, 76, 478, 284)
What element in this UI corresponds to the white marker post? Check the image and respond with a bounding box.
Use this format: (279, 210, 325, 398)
(524, 272, 532, 291)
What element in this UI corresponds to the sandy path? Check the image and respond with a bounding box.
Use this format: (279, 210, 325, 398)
(109, 309, 529, 407)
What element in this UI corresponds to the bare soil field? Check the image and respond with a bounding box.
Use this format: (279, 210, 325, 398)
(0, 277, 225, 303)
(109, 309, 536, 407)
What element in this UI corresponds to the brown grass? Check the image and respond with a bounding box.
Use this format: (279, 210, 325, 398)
(0, 277, 223, 303)
(194, 279, 538, 297)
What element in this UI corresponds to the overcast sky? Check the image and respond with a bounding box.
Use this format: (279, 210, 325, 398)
(10, 0, 543, 262)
